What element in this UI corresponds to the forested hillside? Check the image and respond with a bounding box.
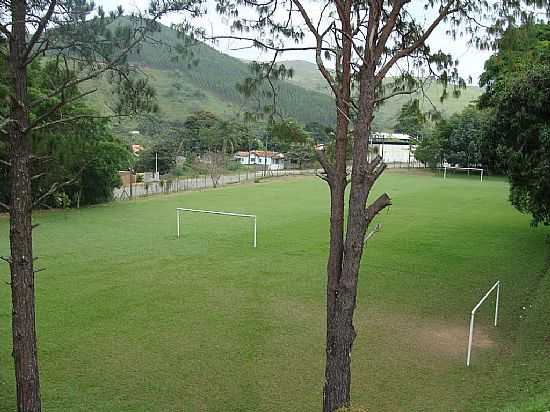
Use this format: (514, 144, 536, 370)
(281, 60, 483, 129)
(87, 20, 481, 138)
(87, 20, 335, 130)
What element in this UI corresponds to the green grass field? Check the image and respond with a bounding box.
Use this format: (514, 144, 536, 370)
(1, 170, 548, 411)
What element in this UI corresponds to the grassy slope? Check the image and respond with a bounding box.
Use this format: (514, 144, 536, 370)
(500, 255, 550, 412)
(280, 59, 483, 131)
(0, 171, 548, 411)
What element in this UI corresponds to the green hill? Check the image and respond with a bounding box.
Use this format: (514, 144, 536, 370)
(280, 59, 483, 130)
(87, 22, 335, 131)
(86, 21, 482, 137)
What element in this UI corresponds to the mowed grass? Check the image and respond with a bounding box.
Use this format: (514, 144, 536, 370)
(0, 170, 548, 411)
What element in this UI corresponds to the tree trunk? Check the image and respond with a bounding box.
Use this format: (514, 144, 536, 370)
(322, 9, 354, 406)
(8, 0, 42, 410)
(323, 66, 386, 412)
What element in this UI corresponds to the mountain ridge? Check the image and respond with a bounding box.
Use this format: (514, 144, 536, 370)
(86, 20, 482, 138)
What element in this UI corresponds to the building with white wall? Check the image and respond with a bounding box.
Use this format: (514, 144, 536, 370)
(369, 132, 422, 165)
(234, 150, 285, 170)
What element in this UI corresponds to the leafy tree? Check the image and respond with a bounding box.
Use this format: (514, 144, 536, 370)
(305, 122, 333, 144)
(479, 22, 550, 225)
(413, 127, 445, 168)
(393, 99, 426, 138)
(135, 137, 180, 175)
(269, 118, 310, 152)
(484, 64, 550, 226)
(199, 117, 250, 186)
(479, 23, 550, 108)
(414, 106, 488, 168)
(182, 110, 223, 153)
(286, 139, 317, 169)
(440, 107, 488, 167)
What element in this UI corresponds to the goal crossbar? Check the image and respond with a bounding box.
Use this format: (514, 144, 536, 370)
(466, 280, 500, 366)
(176, 208, 257, 248)
(444, 166, 484, 182)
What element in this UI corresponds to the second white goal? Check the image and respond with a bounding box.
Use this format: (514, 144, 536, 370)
(176, 208, 257, 248)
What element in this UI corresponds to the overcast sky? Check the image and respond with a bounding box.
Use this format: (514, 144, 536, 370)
(97, 0, 493, 85)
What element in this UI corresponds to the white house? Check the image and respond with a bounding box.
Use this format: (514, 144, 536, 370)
(369, 132, 422, 165)
(234, 150, 285, 170)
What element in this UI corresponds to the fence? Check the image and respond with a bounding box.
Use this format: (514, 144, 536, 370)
(113, 169, 316, 200)
(113, 162, 426, 200)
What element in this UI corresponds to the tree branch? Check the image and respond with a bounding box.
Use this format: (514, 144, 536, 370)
(30, 113, 133, 132)
(0, 201, 10, 212)
(376, 1, 458, 81)
(316, 148, 335, 179)
(374, 85, 421, 104)
(204, 35, 324, 52)
(32, 168, 84, 208)
(366, 193, 391, 225)
(26, 88, 98, 132)
(0, 23, 10, 39)
(373, 0, 409, 61)
(23, 0, 58, 63)
(291, 0, 339, 97)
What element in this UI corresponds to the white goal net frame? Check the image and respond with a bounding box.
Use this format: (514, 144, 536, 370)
(466, 280, 500, 366)
(176, 208, 257, 248)
(444, 166, 484, 182)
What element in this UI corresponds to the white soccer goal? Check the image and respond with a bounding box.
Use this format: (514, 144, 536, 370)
(466, 280, 500, 366)
(176, 208, 257, 248)
(444, 166, 484, 182)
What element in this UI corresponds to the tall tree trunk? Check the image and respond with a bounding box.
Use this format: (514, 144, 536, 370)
(322, 7, 354, 408)
(322, 98, 349, 411)
(323, 64, 388, 412)
(8, 0, 42, 410)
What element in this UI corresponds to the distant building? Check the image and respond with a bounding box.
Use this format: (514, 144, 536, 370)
(234, 150, 285, 170)
(369, 132, 421, 165)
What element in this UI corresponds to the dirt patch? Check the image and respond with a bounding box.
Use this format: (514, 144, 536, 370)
(415, 322, 495, 356)
(267, 297, 498, 361)
(362, 309, 497, 360)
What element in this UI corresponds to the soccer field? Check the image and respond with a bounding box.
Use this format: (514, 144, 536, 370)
(0, 170, 548, 411)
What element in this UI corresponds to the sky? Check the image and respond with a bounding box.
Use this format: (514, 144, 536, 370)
(97, 0, 493, 85)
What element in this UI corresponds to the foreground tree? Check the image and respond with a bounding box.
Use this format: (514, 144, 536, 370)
(479, 22, 550, 225)
(484, 64, 550, 226)
(0, 1, 204, 409)
(211, 0, 550, 409)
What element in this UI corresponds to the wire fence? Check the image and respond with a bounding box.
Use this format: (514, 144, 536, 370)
(113, 168, 317, 200)
(114, 162, 426, 200)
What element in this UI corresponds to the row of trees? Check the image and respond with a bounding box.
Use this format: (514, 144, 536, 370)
(135, 112, 323, 178)
(412, 23, 550, 226)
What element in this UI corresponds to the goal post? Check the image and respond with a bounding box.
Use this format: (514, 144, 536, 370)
(443, 166, 484, 182)
(176, 208, 257, 248)
(466, 280, 500, 366)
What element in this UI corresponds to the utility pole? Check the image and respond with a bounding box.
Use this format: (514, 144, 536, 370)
(263, 133, 268, 177)
(408, 136, 412, 169)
